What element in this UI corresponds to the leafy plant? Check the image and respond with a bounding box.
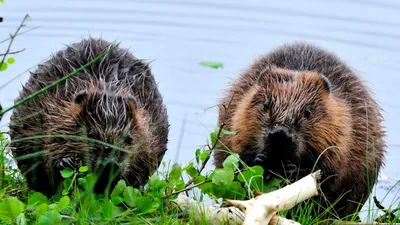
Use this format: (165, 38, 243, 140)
(0, 124, 287, 225)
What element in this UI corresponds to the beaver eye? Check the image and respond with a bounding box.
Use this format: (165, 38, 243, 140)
(304, 106, 313, 119)
(263, 102, 269, 112)
(125, 135, 133, 145)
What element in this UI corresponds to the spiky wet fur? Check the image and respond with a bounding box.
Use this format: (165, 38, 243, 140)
(9, 37, 169, 197)
(213, 42, 386, 219)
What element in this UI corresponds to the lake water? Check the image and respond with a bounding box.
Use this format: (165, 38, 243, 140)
(1, 0, 399, 221)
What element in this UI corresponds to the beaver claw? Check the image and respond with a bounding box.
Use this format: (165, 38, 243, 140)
(254, 153, 268, 166)
(277, 160, 312, 183)
(57, 157, 75, 170)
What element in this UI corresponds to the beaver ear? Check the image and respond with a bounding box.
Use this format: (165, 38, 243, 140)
(249, 85, 267, 107)
(319, 74, 331, 93)
(74, 90, 89, 105)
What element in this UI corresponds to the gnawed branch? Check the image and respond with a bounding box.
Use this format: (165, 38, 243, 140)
(173, 170, 322, 225)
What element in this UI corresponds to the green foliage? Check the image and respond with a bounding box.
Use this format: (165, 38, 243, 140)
(2, 124, 393, 224)
(0, 62, 7, 71)
(199, 61, 224, 69)
(0, 126, 288, 224)
(0, 57, 16, 72)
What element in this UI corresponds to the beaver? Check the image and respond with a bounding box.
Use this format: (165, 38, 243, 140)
(9, 37, 169, 197)
(213, 42, 386, 219)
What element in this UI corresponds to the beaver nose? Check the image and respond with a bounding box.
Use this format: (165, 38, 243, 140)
(268, 127, 293, 144)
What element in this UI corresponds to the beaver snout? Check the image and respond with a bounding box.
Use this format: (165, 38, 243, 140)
(268, 127, 293, 143)
(267, 127, 296, 158)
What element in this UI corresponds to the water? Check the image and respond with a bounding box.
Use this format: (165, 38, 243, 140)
(1, 0, 399, 220)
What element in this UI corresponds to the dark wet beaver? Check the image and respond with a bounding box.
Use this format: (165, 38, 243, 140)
(213, 42, 386, 219)
(9, 37, 169, 197)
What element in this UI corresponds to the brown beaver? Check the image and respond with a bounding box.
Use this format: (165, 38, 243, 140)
(213, 42, 386, 219)
(9, 37, 169, 197)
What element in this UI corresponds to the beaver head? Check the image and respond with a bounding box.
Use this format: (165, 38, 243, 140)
(46, 81, 151, 193)
(230, 69, 352, 171)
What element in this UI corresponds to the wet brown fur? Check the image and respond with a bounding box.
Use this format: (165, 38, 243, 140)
(9, 37, 169, 197)
(213, 42, 386, 219)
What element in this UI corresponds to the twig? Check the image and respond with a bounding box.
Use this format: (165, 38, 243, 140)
(0, 14, 30, 67)
(0, 26, 40, 45)
(169, 180, 209, 197)
(0, 48, 25, 56)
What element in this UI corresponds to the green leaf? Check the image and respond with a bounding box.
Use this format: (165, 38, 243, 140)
(110, 180, 126, 198)
(0, 197, 25, 220)
(210, 132, 217, 146)
(136, 197, 154, 215)
(200, 150, 211, 164)
(16, 213, 26, 225)
(111, 196, 124, 205)
(193, 175, 206, 184)
(77, 177, 87, 187)
(264, 177, 284, 193)
(237, 165, 267, 192)
(210, 183, 227, 198)
(175, 180, 185, 191)
(123, 186, 140, 207)
(184, 162, 198, 178)
(102, 200, 114, 220)
(61, 168, 73, 178)
(195, 148, 201, 164)
(148, 173, 166, 192)
(211, 168, 234, 186)
(48, 203, 57, 211)
(222, 153, 239, 170)
(28, 192, 49, 208)
(37, 211, 62, 225)
(168, 163, 182, 182)
(221, 129, 237, 135)
(7, 57, 15, 64)
(56, 196, 70, 212)
(199, 61, 224, 69)
(197, 182, 212, 194)
(79, 166, 88, 173)
(148, 173, 160, 186)
(0, 62, 8, 71)
(63, 177, 73, 192)
(224, 181, 246, 200)
(34, 203, 48, 219)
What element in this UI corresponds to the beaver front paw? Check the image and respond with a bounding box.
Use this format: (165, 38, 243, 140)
(254, 153, 268, 167)
(56, 157, 75, 170)
(276, 160, 312, 183)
